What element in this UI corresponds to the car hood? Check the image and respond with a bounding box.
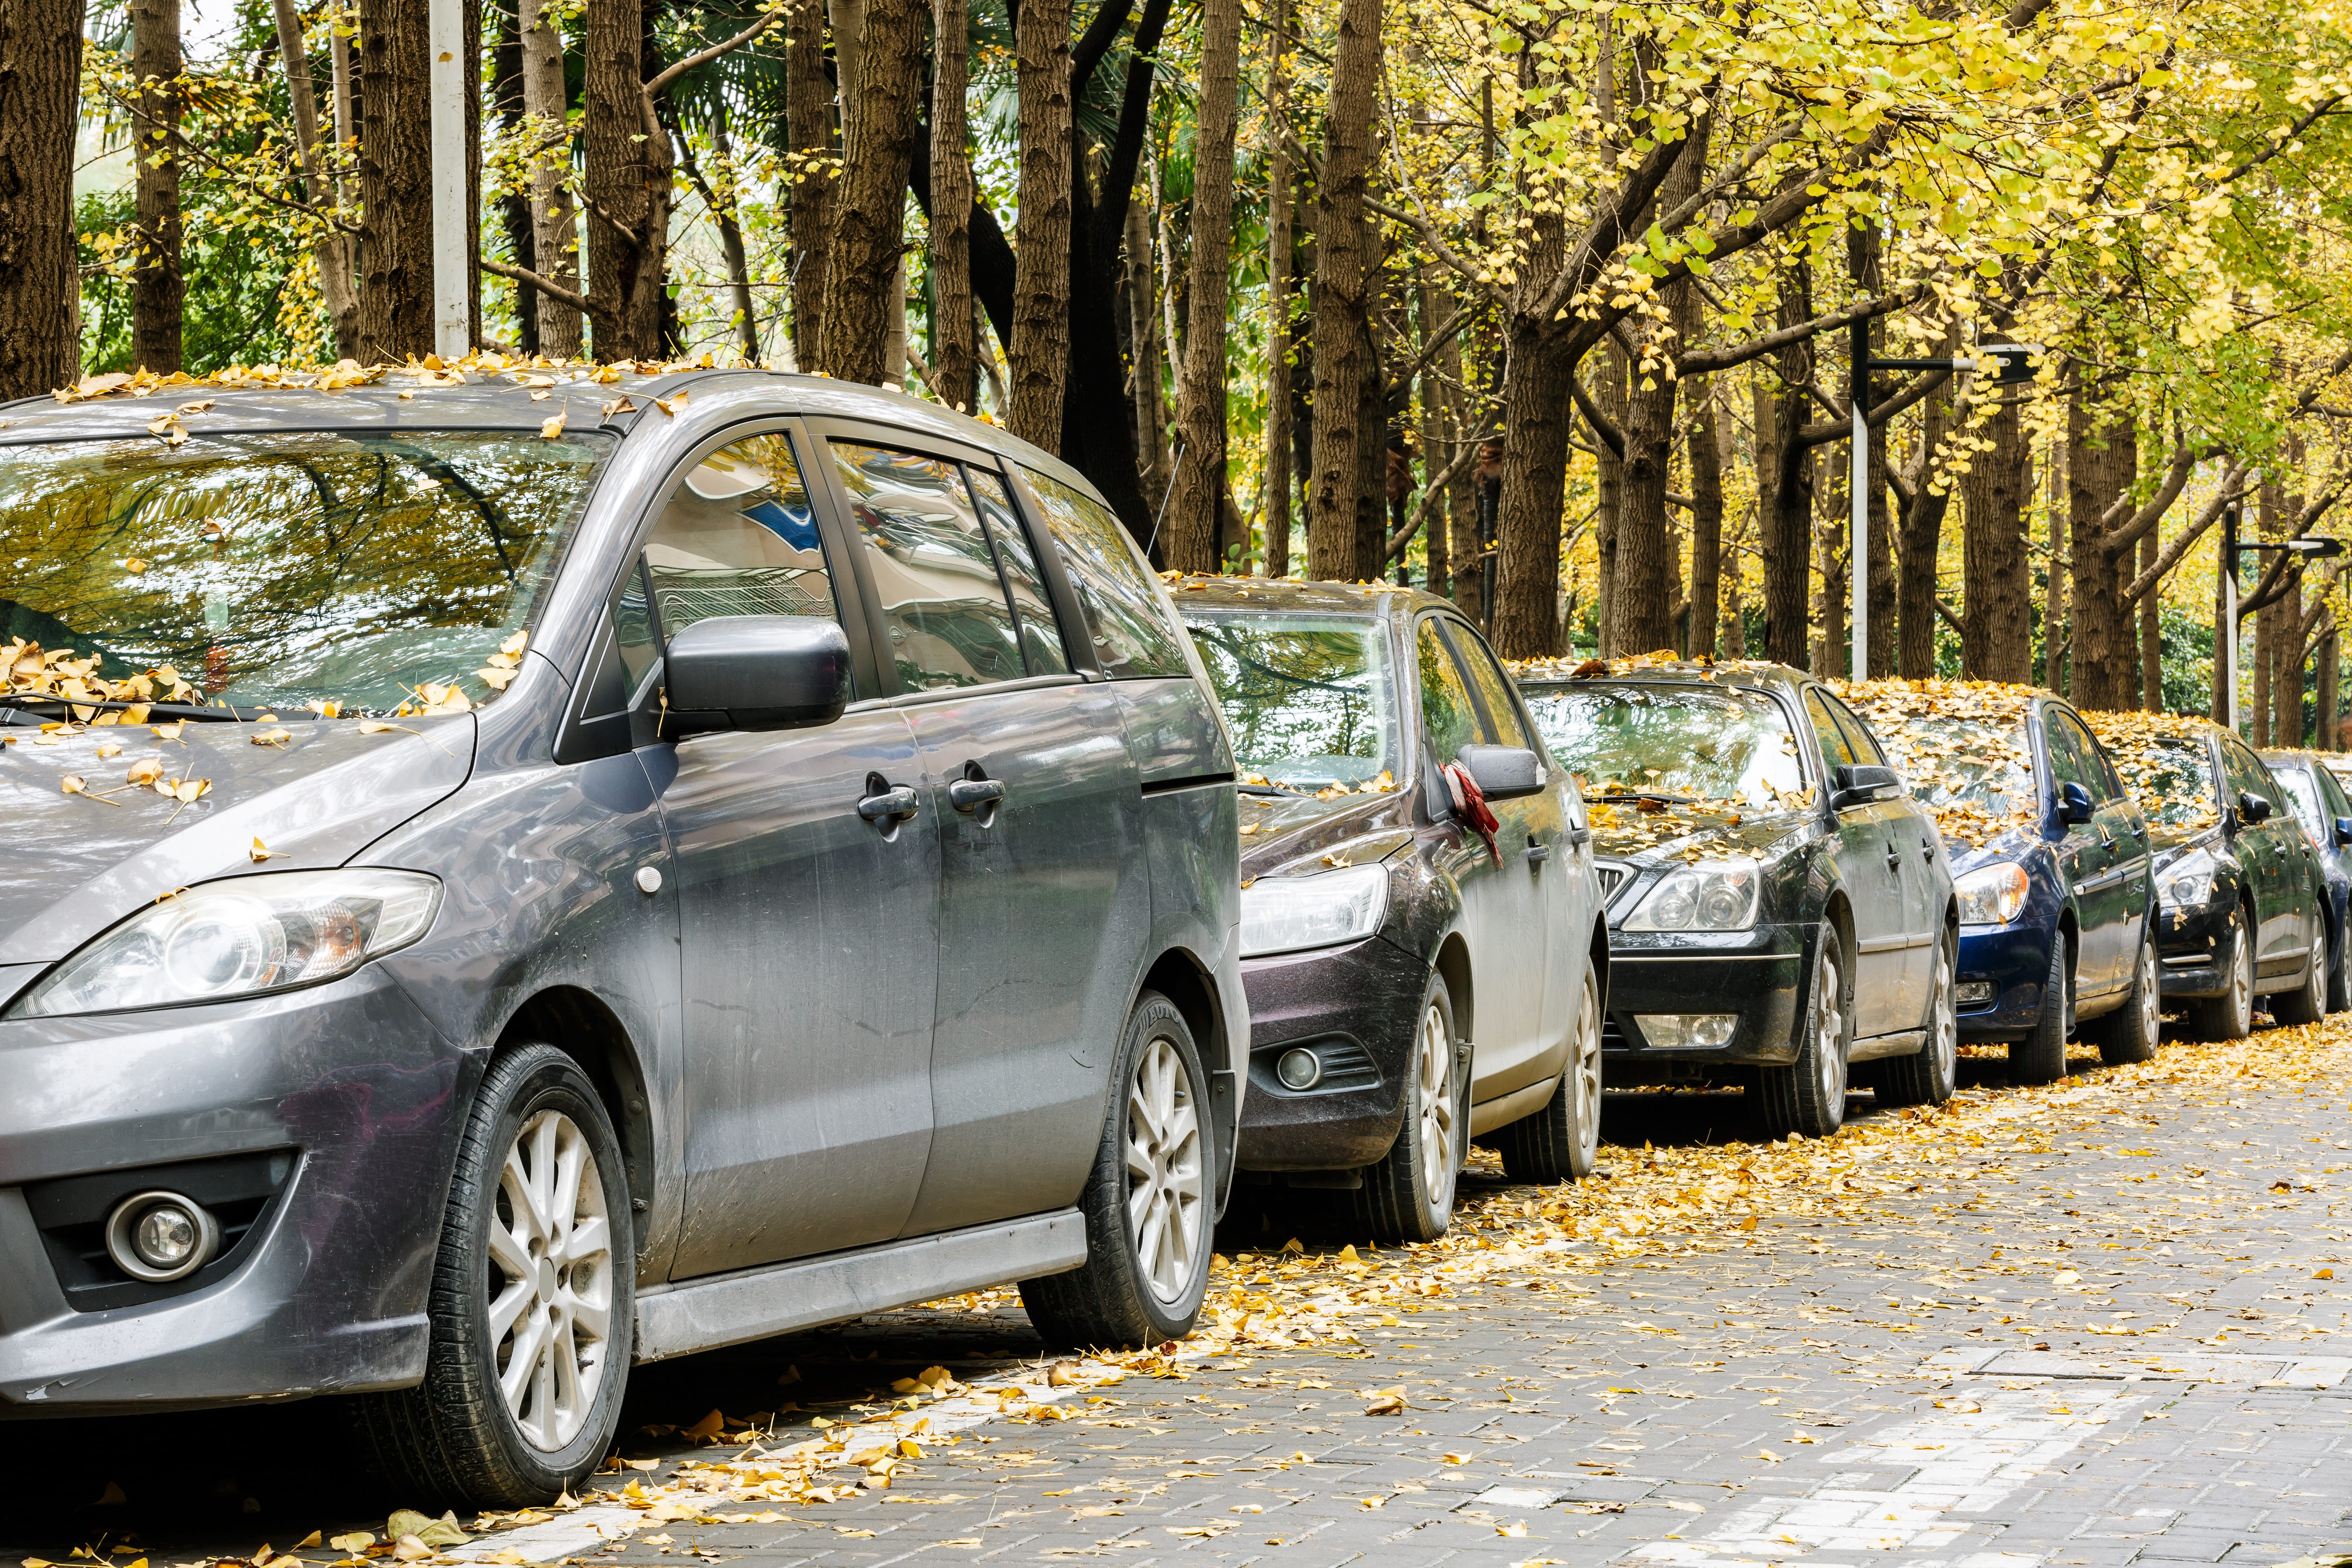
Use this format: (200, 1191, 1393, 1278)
(1946, 822, 2043, 878)
(0, 715, 474, 964)
(1587, 798, 1812, 866)
(1238, 787, 1417, 879)
(2148, 823, 2220, 872)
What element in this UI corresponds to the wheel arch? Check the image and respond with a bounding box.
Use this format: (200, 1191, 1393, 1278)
(494, 986, 655, 1252)
(1141, 947, 1231, 1075)
(1431, 930, 1474, 1047)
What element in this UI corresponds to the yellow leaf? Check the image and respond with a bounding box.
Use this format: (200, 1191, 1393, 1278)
(60, 774, 85, 794)
(540, 412, 567, 439)
(329, 1536, 374, 1555)
(681, 1408, 726, 1441)
(653, 390, 689, 416)
(173, 777, 211, 804)
(1496, 1522, 1529, 1538)
(250, 837, 281, 863)
(252, 727, 293, 747)
(293, 1534, 322, 1551)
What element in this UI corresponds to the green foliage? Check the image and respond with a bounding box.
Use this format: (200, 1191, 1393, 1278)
(76, 188, 321, 375)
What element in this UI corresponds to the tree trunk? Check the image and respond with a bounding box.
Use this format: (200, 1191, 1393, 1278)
(490, 0, 537, 356)
(1007, 0, 1073, 445)
(1490, 320, 1572, 658)
(1352, 276, 1388, 580)
(357, 0, 434, 359)
(2066, 388, 2137, 711)
(1813, 457, 1844, 679)
(1960, 384, 2032, 682)
(929, 0, 976, 412)
(1688, 383, 1722, 659)
(1122, 198, 1166, 507)
(1163, 0, 1243, 573)
(2140, 529, 2161, 711)
(2044, 440, 2066, 695)
(1261, 0, 1293, 580)
(1761, 270, 1813, 666)
(130, 0, 185, 373)
(782, 0, 833, 372)
(2319, 630, 2339, 750)
(521, 0, 581, 356)
(1592, 347, 1625, 655)
(1415, 276, 1448, 601)
(817, 0, 919, 383)
(1615, 339, 1679, 656)
(581, 0, 664, 358)
(1304, 0, 1381, 581)
(0, 0, 82, 396)
(1895, 352, 1952, 679)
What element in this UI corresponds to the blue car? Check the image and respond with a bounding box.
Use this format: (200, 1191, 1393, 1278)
(1838, 681, 2158, 1081)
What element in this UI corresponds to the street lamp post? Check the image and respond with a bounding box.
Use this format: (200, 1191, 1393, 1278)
(430, 0, 470, 360)
(1846, 334, 2042, 681)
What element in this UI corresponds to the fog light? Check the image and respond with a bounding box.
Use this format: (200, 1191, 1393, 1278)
(1275, 1048, 1323, 1091)
(1639, 1013, 1738, 1049)
(1956, 980, 1996, 1005)
(104, 1190, 222, 1283)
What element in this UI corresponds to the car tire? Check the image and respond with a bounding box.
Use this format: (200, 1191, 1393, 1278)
(2011, 931, 2071, 1084)
(2185, 906, 2254, 1042)
(1755, 925, 1851, 1138)
(1877, 927, 1958, 1106)
(348, 1044, 634, 1508)
(1493, 963, 1604, 1183)
(1021, 992, 1214, 1348)
(2088, 925, 2161, 1065)
(1354, 972, 1466, 1243)
(2273, 921, 2328, 1026)
(2328, 913, 2352, 1015)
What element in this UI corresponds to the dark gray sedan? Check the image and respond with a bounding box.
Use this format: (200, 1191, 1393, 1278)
(0, 368, 1244, 1505)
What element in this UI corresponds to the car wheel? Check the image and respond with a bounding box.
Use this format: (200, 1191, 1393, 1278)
(2328, 915, 2351, 1015)
(1021, 991, 1213, 1348)
(1877, 927, 1958, 1106)
(2185, 906, 2254, 1042)
(1493, 963, 1604, 1183)
(1354, 972, 1464, 1243)
(1755, 925, 1850, 1138)
(2273, 922, 2328, 1026)
(2087, 926, 2160, 1065)
(348, 1044, 633, 1507)
(2010, 931, 2071, 1084)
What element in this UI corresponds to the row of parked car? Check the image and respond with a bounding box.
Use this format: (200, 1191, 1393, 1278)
(2, 369, 2340, 1507)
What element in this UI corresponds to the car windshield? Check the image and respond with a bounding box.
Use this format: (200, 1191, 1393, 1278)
(2274, 766, 2328, 839)
(1520, 682, 1808, 810)
(1185, 613, 1397, 789)
(1877, 713, 2036, 817)
(2119, 738, 2218, 829)
(0, 429, 610, 714)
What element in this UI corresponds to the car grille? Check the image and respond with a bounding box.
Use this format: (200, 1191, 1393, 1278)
(1596, 860, 1632, 903)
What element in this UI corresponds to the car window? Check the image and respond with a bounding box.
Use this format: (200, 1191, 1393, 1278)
(1019, 466, 1189, 678)
(2074, 715, 2127, 797)
(1416, 619, 1483, 765)
(2042, 711, 2096, 793)
(1823, 693, 1885, 767)
(1184, 612, 1396, 789)
(2320, 762, 2352, 822)
(2274, 764, 2329, 840)
(2223, 738, 2280, 808)
(1805, 690, 1854, 769)
(1443, 620, 1536, 749)
(643, 429, 842, 646)
(1523, 681, 1807, 809)
(966, 466, 1071, 676)
(830, 442, 1027, 692)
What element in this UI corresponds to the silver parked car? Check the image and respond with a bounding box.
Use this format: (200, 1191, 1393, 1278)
(0, 369, 1245, 1506)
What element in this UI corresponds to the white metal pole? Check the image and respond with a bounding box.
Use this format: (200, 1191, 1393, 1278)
(2224, 560, 2239, 733)
(430, 0, 470, 360)
(1850, 398, 1867, 682)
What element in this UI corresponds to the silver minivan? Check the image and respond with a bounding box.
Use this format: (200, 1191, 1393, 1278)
(0, 368, 1244, 1505)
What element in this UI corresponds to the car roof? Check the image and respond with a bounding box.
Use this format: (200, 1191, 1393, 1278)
(1510, 655, 1812, 694)
(1169, 575, 1458, 620)
(0, 365, 1096, 497)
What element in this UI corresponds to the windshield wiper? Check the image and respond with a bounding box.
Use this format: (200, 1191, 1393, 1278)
(0, 695, 245, 723)
(1596, 788, 1696, 805)
(1237, 782, 1312, 797)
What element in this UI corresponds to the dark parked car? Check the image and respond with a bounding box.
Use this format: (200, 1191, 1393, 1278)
(2081, 711, 2328, 1038)
(1515, 657, 1956, 1138)
(1175, 579, 1606, 1242)
(1835, 680, 2158, 1080)
(0, 367, 1246, 1504)
(2258, 748, 2352, 1012)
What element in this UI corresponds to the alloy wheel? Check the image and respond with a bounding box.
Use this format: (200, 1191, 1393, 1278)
(2228, 922, 2252, 1025)
(1929, 939, 1958, 1084)
(1414, 999, 1459, 1211)
(1816, 948, 1848, 1107)
(2136, 940, 2160, 1045)
(1123, 1037, 1204, 1304)
(488, 1109, 615, 1453)
(1572, 974, 1604, 1164)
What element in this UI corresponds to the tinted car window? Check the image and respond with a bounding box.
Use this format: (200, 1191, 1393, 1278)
(2276, 766, 2330, 840)
(2043, 711, 2099, 794)
(1523, 683, 1806, 809)
(967, 466, 1070, 675)
(1445, 621, 1537, 749)
(2222, 737, 2278, 807)
(1417, 619, 1483, 765)
(1185, 613, 1396, 789)
(1020, 466, 1189, 678)
(1824, 693, 1885, 766)
(1806, 690, 1854, 768)
(2320, 762, 2352, 821)
(644, 430, 841, 641)
(831, 442, 1024, 692)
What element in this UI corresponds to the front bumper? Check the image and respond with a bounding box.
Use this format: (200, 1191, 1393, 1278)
(2154, 898, 2228, 997)
(1233, 933, 1425, 1173)
(1955, 918, 2057, 1039)
(0, 969, 470, 1416)
(1601, 923, 1807, 1078)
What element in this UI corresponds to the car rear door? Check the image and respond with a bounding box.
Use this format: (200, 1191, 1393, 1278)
(1804, 686, 1907, 1039)
(646, 424, 944, 1278)
(806, 428, 1151, 1239)
(2221, 736, 2303, 973)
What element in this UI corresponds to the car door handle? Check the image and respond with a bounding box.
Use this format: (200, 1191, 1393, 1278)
(1526, 839, 1552, 867)
(1568, 826, 1592, 847)
(1884, 848, 1902, 871)
(858, 783, 922, 822)
(949, 777, 1007, 813)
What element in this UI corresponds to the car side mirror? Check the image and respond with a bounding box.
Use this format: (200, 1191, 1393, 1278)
(1455, 744, 1543, 801)
(2237, 790, 2273, 825)
(664, 614, 850, 731)
(2058, 780, 2094, 826)
(2335, 815, 2352, 847)
(1830, 762, 1901, 811)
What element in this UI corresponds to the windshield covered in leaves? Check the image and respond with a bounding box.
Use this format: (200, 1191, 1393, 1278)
(1521, 683, 1808, 811)
(1185, 613, 1397, 789)
(0, 430, 609, 713)
(2082, 710, 2221, 831)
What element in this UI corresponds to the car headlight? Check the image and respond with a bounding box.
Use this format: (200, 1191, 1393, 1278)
(10, 869, 442, 1019)
(1240, 864, 1390, 958)
(1954, 862, 2030, 926)
(1621, 857, 1760, 932)
(2159, 849, 2216, 911)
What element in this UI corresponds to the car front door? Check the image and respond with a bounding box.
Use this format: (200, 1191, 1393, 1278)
(1825, 692, 1936, 1025)
(811, 432, 1150, 1238)
(648, 426, 944, 1278)
(1805, 687, 1907, 1040)
(2045, 707, 2128, 998)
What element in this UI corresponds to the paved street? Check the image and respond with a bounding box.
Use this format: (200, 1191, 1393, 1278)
(7, 1018, 2347, 1568)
